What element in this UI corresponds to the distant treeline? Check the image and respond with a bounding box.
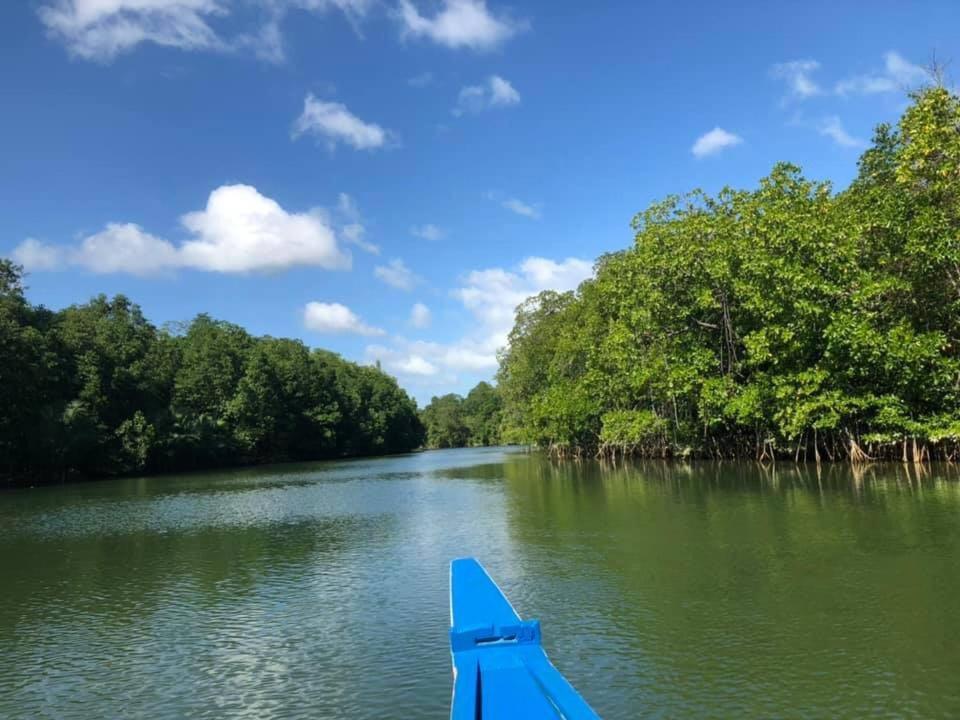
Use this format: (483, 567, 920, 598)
(419, 382, 503, 448)
(497, 86, 960, 462)
(0, 263, 424, 484)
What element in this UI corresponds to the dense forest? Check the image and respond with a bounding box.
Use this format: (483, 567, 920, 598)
(0, 263, 424, 484)
(497, 85, 960, 462)
(419, 382, 503, 448)
(7, 86, 959, 478)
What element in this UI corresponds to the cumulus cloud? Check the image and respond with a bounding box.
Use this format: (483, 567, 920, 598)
(12, 184, 352, 275)
(38, 0, 373, 62)
(366, 341, 491, 379)
(500, 197, 540, 219)
(835, 51, 927, 96)
(180, 184, 351, 271)
(691, 127, 743, 158)
(11, 238, 64, 271)
(374, 258, 418, 290)
(303, 301, 384, 336)
(410, 302, 431, 328)
(455, 257, 591, 345)
(453, 75, 520, 115)
(366, 256, 592, 386)
(396, 354, 438, 376)
(293, 94, 391, 151)
(818, 116, 866, 148)
(410, 224, 444, 241)
(771, 59, 822, 101)
(77, 223, 181, 274)
(398, 0, 524, 51)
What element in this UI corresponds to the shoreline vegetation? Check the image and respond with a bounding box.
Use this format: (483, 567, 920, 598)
(419, 383, 503, 449)
(0, 272, 425, 485)
(6, 86, 960, 483)
(496, 85, 960, 464)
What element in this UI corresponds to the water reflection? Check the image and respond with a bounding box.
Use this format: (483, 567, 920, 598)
(498, 457, 960, 718)
(1, 450, 959, 718)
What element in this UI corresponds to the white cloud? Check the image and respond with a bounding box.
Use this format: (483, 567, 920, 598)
(771, 59, 822, 101)
(11, 238, 63, 271)
(453, 75, 520, 115)
(76, 223, 181, 275)
(38, 0, 223, 61)
(885, 51, 928, 86)
(374, 258, 418, 290)
(38, 0, 373, 62)
(239, 1, 375, 62)
(16, 184, 352, 275)
(410, 302, 431, 328)
(367, 341, 491, 381)
(454, 257, 591, 347)
(366, 344, 442, 376)
(691, 127, 743, 158)
(501, 197, 540, 219)
(398, 0, 524, 51)
(818, 116, 866, 148)
(835, 51, 927, 96)
(410, 224, 444, 241)
(398, 354, 438, 375)
(342, 223, 380, 254)
(303, 301, 384, 336)
(336, 193, 379, 254)
(367, 256, 592, 387)
(293, 94, 391, 151)
(180, 184, 351, 271)
(305, 0, 374, 22)
(489, 75, 520, 105)
(516, 257, 593, 290)
(407, 71, 434, 87)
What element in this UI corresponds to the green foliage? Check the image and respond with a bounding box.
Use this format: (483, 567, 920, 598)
(420, 382, 503, 448)
(599, 409, 668, 451)
(462, 382, 503, 446)
(498, 86, 960, 461)
(0, 277, 425, 483)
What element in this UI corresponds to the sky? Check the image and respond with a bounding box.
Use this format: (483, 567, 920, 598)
(2, 1, 958, 404)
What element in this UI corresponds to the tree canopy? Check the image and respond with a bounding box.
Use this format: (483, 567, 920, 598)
(497, 86, 960, 462)
(0, 276, 424, 483)
(420, 382, 503, 449)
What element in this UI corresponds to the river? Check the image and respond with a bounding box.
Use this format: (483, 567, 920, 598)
(2, 447, 959, 718)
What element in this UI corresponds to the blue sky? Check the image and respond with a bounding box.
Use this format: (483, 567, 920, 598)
(2, 1, 957, 404)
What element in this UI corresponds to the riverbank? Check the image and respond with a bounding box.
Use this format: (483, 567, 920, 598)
(496, 87, 960, 463)
(0, 267, 424, 485)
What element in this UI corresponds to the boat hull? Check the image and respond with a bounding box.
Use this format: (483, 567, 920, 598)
(448, 558, 600, 719)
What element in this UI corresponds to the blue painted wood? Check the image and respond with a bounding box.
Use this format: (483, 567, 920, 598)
(449, 558, 601, 719)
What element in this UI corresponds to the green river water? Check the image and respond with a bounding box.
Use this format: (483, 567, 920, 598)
(2, 447, 959, 718)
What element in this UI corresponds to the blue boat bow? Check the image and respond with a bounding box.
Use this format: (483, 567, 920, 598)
(449, 558, 601, 719)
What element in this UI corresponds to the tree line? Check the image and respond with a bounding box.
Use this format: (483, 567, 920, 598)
(497, 85, 960, 462)
(0, 264, 424, 484)
(419, 381, 503, 448)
